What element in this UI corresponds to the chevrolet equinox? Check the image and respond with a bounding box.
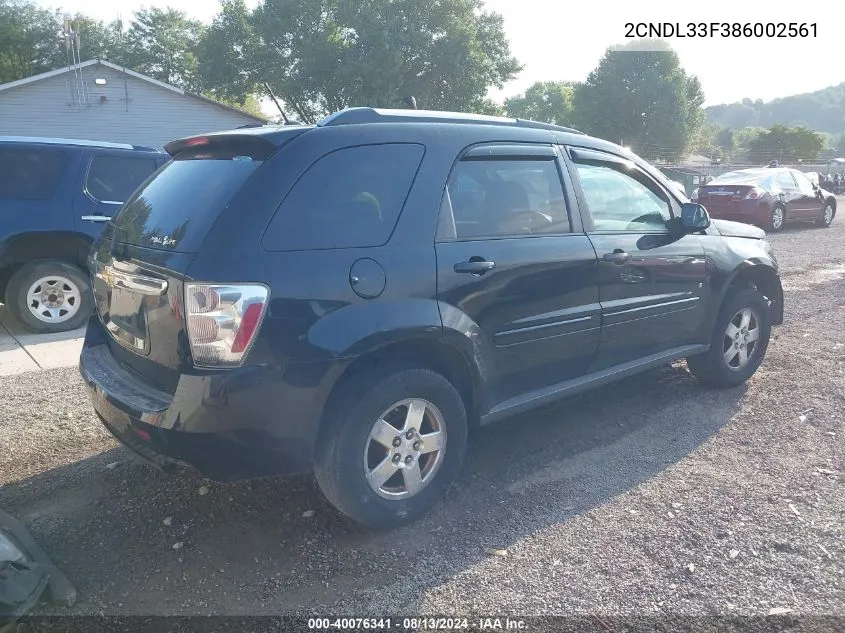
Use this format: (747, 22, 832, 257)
(80, 108, 784, 527)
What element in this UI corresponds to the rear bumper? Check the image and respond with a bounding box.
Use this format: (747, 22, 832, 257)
(79, 317, 328, 481)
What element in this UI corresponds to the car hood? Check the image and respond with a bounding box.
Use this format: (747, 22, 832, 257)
(711, 218, 765, 239)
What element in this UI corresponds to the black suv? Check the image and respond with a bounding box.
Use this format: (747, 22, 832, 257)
(0, 137, 168, 333)
(80, 108, 784, 527)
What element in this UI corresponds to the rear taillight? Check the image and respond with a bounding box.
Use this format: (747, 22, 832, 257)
(744, 187, 765, 200)
(185, 283, 269, 367)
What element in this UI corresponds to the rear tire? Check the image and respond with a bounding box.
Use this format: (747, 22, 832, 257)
(686, 287, 771, 388)
(816, 201, 835, 228)
(314, 365, 468, 528)
(4, 260, 92, 334)
(768, 204, 786, 232)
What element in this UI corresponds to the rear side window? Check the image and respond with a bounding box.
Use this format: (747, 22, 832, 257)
(114, 151, 262, 252)
(442, 158, 570, 240)
(263, 144, 425, 251)
(86, 155, 158, 203)
(0, 148, 67, 200)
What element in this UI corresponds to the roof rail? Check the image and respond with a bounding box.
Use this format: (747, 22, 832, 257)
(0, 135, 139, 150)
(317, 107, 584, 135)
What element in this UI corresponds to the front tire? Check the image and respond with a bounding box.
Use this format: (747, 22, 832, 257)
(768, 204, 786, 232)
(816, 201, 835, 228)
(314, 366, 468, 528)
(687, 287, 771, 388)
(5, 260, 93, 334)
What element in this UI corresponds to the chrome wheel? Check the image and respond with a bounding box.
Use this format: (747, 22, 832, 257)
(363, 398, 447, 500)
(26, 276, 82, 324)
(722, 307, 760, 370)
(823, 204, 834, 225)
(771, 207, 784, 229)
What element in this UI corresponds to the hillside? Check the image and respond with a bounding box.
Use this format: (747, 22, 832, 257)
(706, 83, 845, 134)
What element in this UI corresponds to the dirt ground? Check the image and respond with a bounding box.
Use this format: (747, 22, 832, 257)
(1, 209, 844, 618)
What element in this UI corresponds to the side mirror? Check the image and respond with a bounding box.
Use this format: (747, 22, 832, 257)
(680, 202, 711, 232)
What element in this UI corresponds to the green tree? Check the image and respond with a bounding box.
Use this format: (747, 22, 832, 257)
(63, 14, 124, 63)
(195, 0, 257, 102)
(197, 0, 521, 123)
(747, 124, 825, 162)
(0, 1, 127, 82)
(716, 127, 734, 151)
(504, 81, 576, 125)
(732, 126, 763, 150)
(0, 0, 64, 82)
(570, 39, 705, 162)
(203, 92, 267, 119)
(125, 7, 204, 90)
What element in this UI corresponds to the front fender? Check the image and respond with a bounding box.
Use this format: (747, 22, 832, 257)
(702, 234, 783, 330)
(717, 259, 784, 327)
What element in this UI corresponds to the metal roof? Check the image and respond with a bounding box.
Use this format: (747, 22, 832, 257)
(0, 136, 161, 151)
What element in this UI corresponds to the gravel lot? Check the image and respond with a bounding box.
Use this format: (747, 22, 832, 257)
(1, 210, 844, 619)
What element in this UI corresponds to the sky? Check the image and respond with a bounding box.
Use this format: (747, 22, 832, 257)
(36, 0, 838, 107)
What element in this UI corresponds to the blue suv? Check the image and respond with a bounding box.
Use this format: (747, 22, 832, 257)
(0, 137, 168, 333)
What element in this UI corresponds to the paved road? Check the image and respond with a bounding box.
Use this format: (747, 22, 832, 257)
(0, 306, 84, 375)
(1, 211, 843, 618)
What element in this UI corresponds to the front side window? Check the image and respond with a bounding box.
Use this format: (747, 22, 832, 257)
(0, 148, 67, 200)
(792, 171, 817, 196)
(443, 158, 570, 240)
(86, 155, 158, 203)
(263, 144, 424, 251)
(772, 171, 797, 191)
(574, 161, 671, 232)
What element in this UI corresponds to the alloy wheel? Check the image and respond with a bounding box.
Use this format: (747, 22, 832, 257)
(771, 207, 784, 229)
(823, 204, 834, 225)
(363, 398, 447, 500)
(722, 307, 760, 370)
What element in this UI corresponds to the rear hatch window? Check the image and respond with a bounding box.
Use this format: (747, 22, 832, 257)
(112, 137, 274, 253)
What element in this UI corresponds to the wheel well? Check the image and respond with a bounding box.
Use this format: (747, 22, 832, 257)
(0, 232, 91, 298)
(729, 265, 784, 325)
(319, 339, 479, 434)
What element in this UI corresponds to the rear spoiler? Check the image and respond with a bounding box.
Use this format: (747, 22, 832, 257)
(164, 127, 309, 158)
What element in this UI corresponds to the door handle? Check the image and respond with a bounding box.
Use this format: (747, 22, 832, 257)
(603, 250, 631, 265)
(454, 259, 495, 275)
(81, 215, 111, 222)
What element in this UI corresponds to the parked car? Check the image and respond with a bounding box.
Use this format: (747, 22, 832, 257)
(80, 108, 784, 528)
(0, 137, 168, 333)
(691, 167, 836, 232)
